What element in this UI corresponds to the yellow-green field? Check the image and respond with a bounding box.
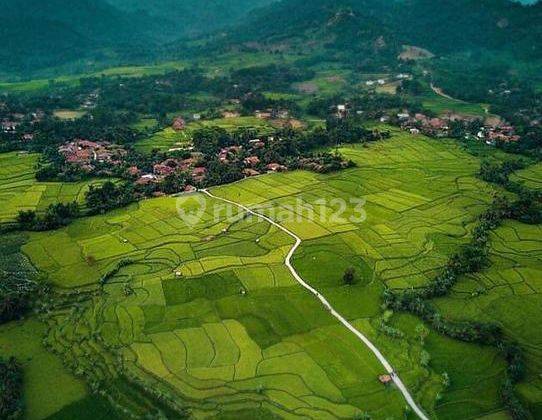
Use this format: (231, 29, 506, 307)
(511, 163, 542, 191)
(433, 220, 542, 417)
(53, 109, 85, 120)
(0, 152, 111, 223)
(16, 130, 522, 418)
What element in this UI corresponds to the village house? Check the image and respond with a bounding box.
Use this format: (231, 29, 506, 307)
(266, 163, 287, 173)
(378, 375, 393, 386)
(22, 133, 34, 142)
(337, 104, 348, 119)
(222, 111, 240, 119)
(218, 145, 243, 163)
(136, 174, 159, 186)
(2, 120, 19, 133)
(272, 109, 290, 119)
(191, 167, 207, 183)
(127, 166, 141, 177)
(255, 110, 272, 120)
(172, 117, 186, 131)
(242, 168, 260, 177)
(58, 139, 126, 167)
(244, 156, 260, 167)
(153, 163, 176, 176)
(249, 138, 266, 149)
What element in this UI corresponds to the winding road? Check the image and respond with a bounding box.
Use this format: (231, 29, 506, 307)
(201, 189, 429, 420)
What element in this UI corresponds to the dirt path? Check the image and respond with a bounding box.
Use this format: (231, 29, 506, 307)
(202, 189, 429, 420)
(430, 82, 465, 103)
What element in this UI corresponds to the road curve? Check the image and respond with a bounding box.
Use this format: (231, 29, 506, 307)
(201, 189, 429, 420)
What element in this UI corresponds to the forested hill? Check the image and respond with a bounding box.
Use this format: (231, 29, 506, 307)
(0, 0, 167, 75)
(222, 0, 542, 58)
(0, 0, 276, 77)
(106, 0, 277, 36)
(2, 0, 541, 77)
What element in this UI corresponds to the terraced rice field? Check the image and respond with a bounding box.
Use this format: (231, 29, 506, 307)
(511, 163, 542, 191)
(23, 196, 413, 418)
(18, 131, 520, 418)
(0, 152, 110, 223)
(433, 220, 542, 418)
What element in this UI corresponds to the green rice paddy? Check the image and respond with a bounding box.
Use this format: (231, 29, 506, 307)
(0, 152, 111, 223)
(432, 220, 542, 417)
(511, 163, 542, 191)
(16, 130, 524, 418)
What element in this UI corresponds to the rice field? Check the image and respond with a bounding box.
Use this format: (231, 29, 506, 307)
(432, 220, 542, 418)
(0, 152, 111, 223)
(511, 163, 542, 191)
(17, 130, 523, 418)
(134, 127, 192, 154)
(135, 117, 274, 154)
(23, 196, 413, 418)
(53, 109, 85, 120)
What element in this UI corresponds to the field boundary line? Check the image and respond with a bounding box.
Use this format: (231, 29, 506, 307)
(201, 189, 429, 420)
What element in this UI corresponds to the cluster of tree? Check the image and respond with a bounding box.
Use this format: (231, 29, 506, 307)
(240, 92, 300, 115)
(479, 159, 526, 187)
(0, 234, 40, 325)
(16, 202, 79, 231)
(85, 182, 137, 215)
(297, 152, 356, 174)
(227, 64, 314, 93)
(0, 357, 23, 419)
(479, 160, 542, 224)
(307, 93, 421, 119)
(100, 259, 134, 285)
(0, 272, 39, 324)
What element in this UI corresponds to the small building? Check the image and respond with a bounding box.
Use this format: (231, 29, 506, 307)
(266, 163, 287, 173)
(2, 121, 19, 133)
(255, 110, 272, 120)
(337, 104, 348, 119)
(184, 185, 197, 193)
(191, 167, 207, 183)
(127, 166, 141, 177)
(243, 169, 260, 177)
(172, 117, 186, 131)
(379, 375, 393, 386)
(222, 111, 240, 119)
(244, 156, 260, 167)
(153, 164, 176, 176)
(136, 174, 158, 185)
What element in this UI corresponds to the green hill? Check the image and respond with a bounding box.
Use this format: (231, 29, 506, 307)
(221, 0, 542, 59)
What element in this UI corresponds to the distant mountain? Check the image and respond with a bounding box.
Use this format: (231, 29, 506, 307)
(221, 0, 542, 59)
(0, 0, 168, 75)
(0, 0, 280, 77)
(106, 0, 278, 36)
